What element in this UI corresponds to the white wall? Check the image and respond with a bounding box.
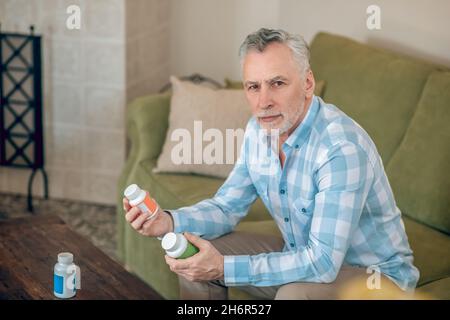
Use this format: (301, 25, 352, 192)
(0, 0, 127, 204)
(0, 0, 170, 204)
(169, 0, 281, 83)
(169, 0, 450, 83)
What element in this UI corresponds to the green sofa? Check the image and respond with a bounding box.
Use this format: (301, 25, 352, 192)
(116, 32, 450, 299)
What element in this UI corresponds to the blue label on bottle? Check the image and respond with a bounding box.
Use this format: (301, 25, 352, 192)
(54, 274, 64, 294)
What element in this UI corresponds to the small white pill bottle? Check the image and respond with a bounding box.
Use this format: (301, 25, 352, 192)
(124, 184, 159, 220)
(53, 252, 81, 299)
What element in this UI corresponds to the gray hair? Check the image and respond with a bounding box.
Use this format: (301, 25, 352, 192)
(239, 28, 311, 77)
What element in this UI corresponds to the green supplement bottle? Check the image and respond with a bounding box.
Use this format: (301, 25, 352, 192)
(161, 232, 199, 259)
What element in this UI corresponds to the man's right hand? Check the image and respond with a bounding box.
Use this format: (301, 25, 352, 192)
(123, 197, 174, 237)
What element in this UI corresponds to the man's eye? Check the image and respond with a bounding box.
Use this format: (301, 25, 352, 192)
(273, 81, 285, 87)
(248, 85, 259, 91)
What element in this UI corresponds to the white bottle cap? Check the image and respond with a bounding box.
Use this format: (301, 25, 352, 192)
(161, 232, 179, 251)
(58, 252, 73, 264)
(161, 233, 188, 258)
(124, 184, 141, 201)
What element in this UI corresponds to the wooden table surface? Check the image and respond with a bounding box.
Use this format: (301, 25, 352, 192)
(0, 214, 163, 300)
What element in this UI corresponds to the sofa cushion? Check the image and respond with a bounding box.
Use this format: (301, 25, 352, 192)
(310, 32, 435, 164)
(155, 76, 251, 179)
(386, 71, 450, 234)
(402, 216, 450, 287)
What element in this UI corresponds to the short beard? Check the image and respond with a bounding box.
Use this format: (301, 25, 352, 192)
(277, 100, 305, 135)
(256, 99, 306, 136)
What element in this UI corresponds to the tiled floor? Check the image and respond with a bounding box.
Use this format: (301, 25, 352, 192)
(0, 192, 118, 262)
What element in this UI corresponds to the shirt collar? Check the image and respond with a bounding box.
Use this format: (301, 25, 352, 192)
(284, 95, 319, 148)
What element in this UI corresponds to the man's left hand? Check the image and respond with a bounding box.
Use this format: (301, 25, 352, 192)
(164, 233, 224, 282)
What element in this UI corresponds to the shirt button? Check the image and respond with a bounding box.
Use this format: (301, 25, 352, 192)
(284, 217, 289, 222)
(295, 144, 300, 149)
(290, 243, 295, 248)
(301, 208, 306, 213)
(280, 189, 285, 195)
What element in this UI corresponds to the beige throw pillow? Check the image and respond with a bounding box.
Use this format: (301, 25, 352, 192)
(154, 76, 252, 179)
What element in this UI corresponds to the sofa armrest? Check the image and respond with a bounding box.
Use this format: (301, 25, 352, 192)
(127, 93, 171, 163)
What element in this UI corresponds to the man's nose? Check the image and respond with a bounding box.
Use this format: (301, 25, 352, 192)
(258, 86, 273, 110)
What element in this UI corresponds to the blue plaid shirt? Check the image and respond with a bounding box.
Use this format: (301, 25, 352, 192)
(170, 95, 419, 291)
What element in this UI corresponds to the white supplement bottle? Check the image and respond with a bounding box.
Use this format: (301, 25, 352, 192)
(124, 184, 159, 220)
(53, 252, 81, 299)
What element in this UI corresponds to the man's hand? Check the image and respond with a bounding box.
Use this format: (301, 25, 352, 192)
(123, 197, 173, 237)
(165, 233, 224, 282)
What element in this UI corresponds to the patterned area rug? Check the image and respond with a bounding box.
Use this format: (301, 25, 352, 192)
(0, 192, 118, 262)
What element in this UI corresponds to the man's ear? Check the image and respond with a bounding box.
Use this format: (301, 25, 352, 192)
(304, 70, 315, 99)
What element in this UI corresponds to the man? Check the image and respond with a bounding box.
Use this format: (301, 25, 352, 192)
(123, 28, 419, 299)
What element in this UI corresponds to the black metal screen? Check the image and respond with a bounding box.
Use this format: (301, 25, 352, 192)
(0, 25, 48, 212)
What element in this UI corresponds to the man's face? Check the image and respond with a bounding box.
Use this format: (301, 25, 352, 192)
(242, 42, 311, 135)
